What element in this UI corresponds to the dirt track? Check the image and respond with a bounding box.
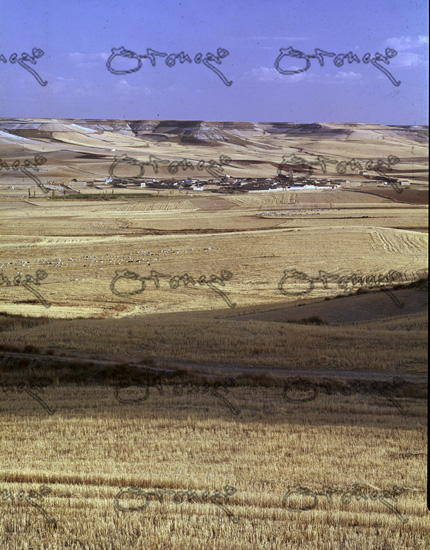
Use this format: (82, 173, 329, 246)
(0, 351, 426, 384)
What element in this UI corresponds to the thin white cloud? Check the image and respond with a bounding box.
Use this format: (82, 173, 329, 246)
(250, 36, 309, 41)
(390, 52, 426, 67)
(74, 80, 97, 96)
(50, 76, 75, 93)
(113, 79, 153, 96)
(334, 71, 363, 81)
(288, 72, 308, 83)
(386, 35, 429, 51)
(69, 52, 110, 69)
(248, 66, 307, 82)
(248, 66, 366, 85)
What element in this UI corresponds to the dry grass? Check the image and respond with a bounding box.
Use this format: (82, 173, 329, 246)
(0, 303, 427, 374)
(0, 379, 427, 549)
(0, 195, 427, 319)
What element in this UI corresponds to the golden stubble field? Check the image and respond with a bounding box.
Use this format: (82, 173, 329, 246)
(0, 377, 427, 549)
(0, 186, 428, 549)
(0, 190, 428, 320)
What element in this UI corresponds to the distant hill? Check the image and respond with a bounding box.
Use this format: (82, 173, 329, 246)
(0, 118, 428, 183)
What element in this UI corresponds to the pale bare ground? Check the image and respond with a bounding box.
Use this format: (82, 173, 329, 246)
(0, 380, 427, 549)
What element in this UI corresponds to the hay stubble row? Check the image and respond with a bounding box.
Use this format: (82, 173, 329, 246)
(0, 382, 427, 549)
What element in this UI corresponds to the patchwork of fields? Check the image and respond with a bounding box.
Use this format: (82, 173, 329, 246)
(0, 120, 428, 549)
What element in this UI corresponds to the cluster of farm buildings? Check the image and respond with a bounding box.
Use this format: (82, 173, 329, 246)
(64, 170, 411, 194)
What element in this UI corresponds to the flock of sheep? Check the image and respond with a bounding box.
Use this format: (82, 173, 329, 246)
(258, 209, 338, 216)
(1, 247, 222, 282)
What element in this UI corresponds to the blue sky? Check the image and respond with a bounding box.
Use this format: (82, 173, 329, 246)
(0, 0, 428, 124)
